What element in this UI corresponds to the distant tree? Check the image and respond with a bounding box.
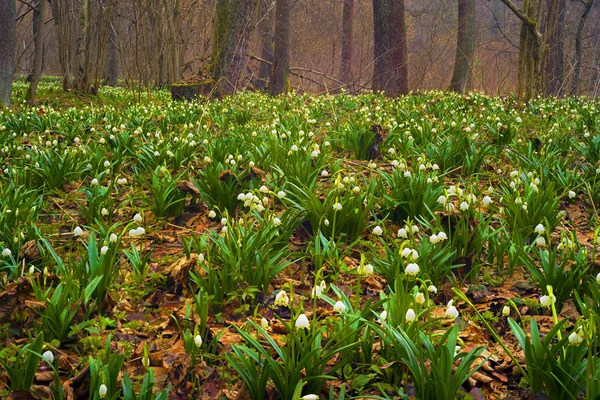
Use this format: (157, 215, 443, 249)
(0, 0, 16, 107)
(340, 0, 354, 88)
(372, 0, 409, 96)
(544, 0, 566, 96)
(26, 0, 49, 103)
(500, 0, 542, 101)
(256, 0, 274, 90)
(450, 0, 476, 93)
(106, 1, 119, 87)
(571, 0, 594, 96)
(270, 0, 290, 95)
(210, 0, 259, 95)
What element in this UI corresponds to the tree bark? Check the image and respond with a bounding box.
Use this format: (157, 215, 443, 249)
(0, 0, 16, 107)
(270, 0, 290, 95)
(26, 0, 48, 103)
(106, 2, 119, 87)
(372, 0, 409, 96)
(340, 0, 354, 88)
(450, 0, 476, 93)
(571, 0, 594, 96)
(544, 0, 566, 96)
(256, 0, 274, 90)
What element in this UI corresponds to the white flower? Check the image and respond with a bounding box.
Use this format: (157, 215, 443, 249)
(91, 178, 99, 185)
(101, 207, 109, 216)
(194, 334, 203, 347)
(535, 237, 546, 247)
(482, 196, 492, 206)
(397, 228, 407, 238)
(597, 272, 600, 284)
(259, 185, 268, 193)
(321, 170, 329, 177)
(373, 226, 383, 236)
(502, 306, 510, 316)
(380, 310, 387, 321)
(302, 395, 319, 400)
(445, 305, 459, 319)
(277, 190, 286, 197)
(295, 313, 310, 329)
(109, 233, 118, 243)
(405, 263, 419, 275)
(274, 290, 289, 306)
(459, 201, 469, 211)
(534, 224, 545, 234)
(323, 219, 330, 226)
(73, 226, 83, 236)
(405, 308, 416, 322)
(2, 248, 11, 257)
(291, 145, 299, 152)
(133, 213, 143, 223)
(333, 202, 343, 211)
(568, 190, 576, 199)
(311, 285, 322, 297)
(261, 317, 269, 330)
(540, 295, 555, 307)
(220, 218, 228, 225)
(569, 331, 583, 345)
(401, 248, 413, 258)
(273, 217, 281, 226)
(428, 285, 438, 293)
(436, 231, 447, 241)
(101, 246, 109, 255)
(99, 384, 108, 398)
(208, 210, 217, 219)
(358, 263, 374, 275)
(103, 160, 111, 168)
(42, 350, 54, 363)
(437, 195, 447, 205)
(333, 301, 346, 313)
(415, 292, 425, 305)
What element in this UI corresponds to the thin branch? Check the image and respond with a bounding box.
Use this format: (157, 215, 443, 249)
(17, 0, 38, 12)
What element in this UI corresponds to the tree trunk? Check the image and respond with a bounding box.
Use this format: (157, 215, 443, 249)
(0, 0, 16, 107)
(52, 0, 75, 90)
(210, 0, 259, 95)
(544, 0, 566, 96)
(571, 0, 594, 96)
(450, 0, 476, 93)
(106, 1, 119, 87)
(270, 0, 290, 95)
(340, 0, 354, 88)
(372, 0, 409, 96)
(26, 0, 49, 103)
(256, 0, 274, 90)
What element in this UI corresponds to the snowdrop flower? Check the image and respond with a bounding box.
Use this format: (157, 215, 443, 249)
(194, 334, 202, 348)
(397, 228, 408, 238)
(2, 248, 11, 257)
(540, 294, 555, 307)
(42, 350, 54, 363)
(482, 195, 492, 206)
(220, 218, 228, 225)
(333, 202, 343, 212)
(73, 226, 83, 236)
(101, 207, 109, 216)
(333, 301, 346, 313)
(302, 395, 319, 400)
(291, 145, 299, 152)
(311, 285, 323, 297)
(535, 236, 546, 247)
(358, 263, 374, 275)
(277, 190, 286, 197)
(133, 213, 143, 223)
(295, 313, 310, 329)
(109, 233, 118, 243)
(596, 272, 600, 284)
(568, 190, 576, 199)
(101, 246, 109, 255)
(323, 219, 330, 226)
(274, 290, 289, 306)
(405, 308, 416, 323)
(502, 306, 510, 316)
(437, 195, 447, 205)
(411, 225, 419, 233)
(445, 301, 459, 319)
(204, 156, 211, 163)
(403, 171, 411, 178)
(99, 384, 108, 398)
(569, 331, 583, 345)
(273, 217, 281, 226)
(91, 178, 99, 185)
(510, 170, 519, 178)
(208, 210, 217, 219)
(373, 226, 383, 236)
(405, 263, 419, 275)
(459, 201, 469, 211)
(259, 185, 268, 193)
(534, 224, 545, 234)
(261, 317, 269, 330)
(401, 248, 413, 258)
(380, 310, 387, 321)
(415, 292, 425, 305)
(428, 285, 438, 293)
(103, 160, 111, 168)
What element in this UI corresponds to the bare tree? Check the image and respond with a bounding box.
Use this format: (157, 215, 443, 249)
(26, 0, 49, 103)
(340, 0, 354, 88)
(544, 0, 566, 96)
(372, 0, 409, 96)
(106, 1, 119, 87)
(571, 0, 594, 95)
(450, 0, 476, 93)
(0, 0, 16, 107)
(270, 0, 290, 95)
(256, 0, 274, 89)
